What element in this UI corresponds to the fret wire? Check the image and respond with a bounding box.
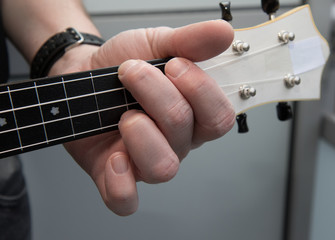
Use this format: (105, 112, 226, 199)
(123, 89, 129, 111)
(0, 102, 138, 135)
(0, 123, 118, 156)
(7, 86, 23, 151)
(61, 77, 76, 137)
(90, 72, 103, 128)
(34, 82, 49, 144)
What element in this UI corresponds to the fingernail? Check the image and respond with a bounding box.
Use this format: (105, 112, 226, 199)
(118, 59, 139, 79)
(166, 58, 190, 79)
(111, 155, 129, 175)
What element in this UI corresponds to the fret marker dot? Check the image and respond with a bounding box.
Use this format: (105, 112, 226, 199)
(50, 107, 60, 116)
(0, 118, 7, 127)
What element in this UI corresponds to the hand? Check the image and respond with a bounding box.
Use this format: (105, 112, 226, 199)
(49, 20, 235, 216)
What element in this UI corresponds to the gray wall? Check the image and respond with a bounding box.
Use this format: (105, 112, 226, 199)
(309, 1, 335, 240)
(311, 139, 335, 240)
(82, 0, 301, 13)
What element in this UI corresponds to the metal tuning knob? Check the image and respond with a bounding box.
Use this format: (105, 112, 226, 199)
(232, 40, 250, 54)
(276, 102, 292, 121)
(219, 1, 233, 22)
(236, 113, 249, 133)
(261, 0, 280, 20)
(239, 85, 256, 99)
(284, 74, 301, 88)
(278, 31, 295, 44)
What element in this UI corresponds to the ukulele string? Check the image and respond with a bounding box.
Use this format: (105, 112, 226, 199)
(202, 42, 285, 71)
(219, 76, 285, 97)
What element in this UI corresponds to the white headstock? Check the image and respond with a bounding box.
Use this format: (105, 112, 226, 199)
(197, 5, 330, 114)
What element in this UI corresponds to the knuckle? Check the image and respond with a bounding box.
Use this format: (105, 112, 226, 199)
(201, 105, 236, 139)
(211, 106, 236, 136)
(131, 64, 151, 82)
(164, 100, 193, 130)
(147, 153, 180, 183)
(119, 110, 147, 131)
(120, 61, 154, 85)
(176, 147, 191, 161)
(187, 76, 208, 96)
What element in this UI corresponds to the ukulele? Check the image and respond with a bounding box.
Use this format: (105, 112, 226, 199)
(0, 5, 330, 159)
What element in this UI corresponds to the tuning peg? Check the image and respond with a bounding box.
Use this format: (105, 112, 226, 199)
(236, 113, 249, 133)
(220, 2, 233, 22)
(239, 85, 256, 99)
(278, 31, 295, 44)
(276, 102, 292, 121)
(284, 74, 300, 88)
(232, 40, 250, 54)
(261, 0, 280, 19)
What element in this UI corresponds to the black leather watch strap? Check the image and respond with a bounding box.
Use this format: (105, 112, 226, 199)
(30, 28, 105, 79)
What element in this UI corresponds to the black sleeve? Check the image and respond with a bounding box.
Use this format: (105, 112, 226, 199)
(0, 9, 9, 84)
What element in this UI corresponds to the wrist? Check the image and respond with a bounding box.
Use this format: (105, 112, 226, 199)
(48, 44, 100, 76)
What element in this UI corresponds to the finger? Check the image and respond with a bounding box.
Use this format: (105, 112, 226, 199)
(165, 57, 236, 147)
(119, 110, 180, 184)
(150, 20, 234, 61)
(119, 59, 194, 159)
(104, 152, 138, 216)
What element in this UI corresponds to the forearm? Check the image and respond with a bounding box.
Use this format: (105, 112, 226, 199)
(1, 0, 100, 63)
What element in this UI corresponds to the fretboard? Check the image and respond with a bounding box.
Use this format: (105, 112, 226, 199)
(0, 58, 167, 158)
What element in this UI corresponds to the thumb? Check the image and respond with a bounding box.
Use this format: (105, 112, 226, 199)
(103, 153, 139, 216)
(91, 20, 234, 68)
(153, 20, 234, 62)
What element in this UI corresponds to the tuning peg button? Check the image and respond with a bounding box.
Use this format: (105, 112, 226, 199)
(220, 2, 233, 22)
(276, 102, 292, 121)
(236, 113, 249, 133)
(261, 0, 280, 16)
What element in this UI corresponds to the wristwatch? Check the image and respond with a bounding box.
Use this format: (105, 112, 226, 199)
(30, 27, 105, 79)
